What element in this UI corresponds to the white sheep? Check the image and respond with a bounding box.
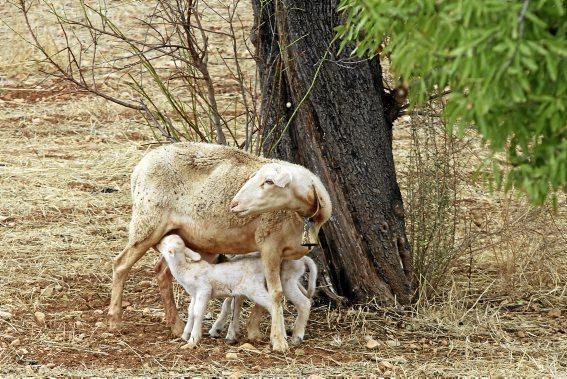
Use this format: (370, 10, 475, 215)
(156, 234, 317, 348)
(109, 142, 331, 352)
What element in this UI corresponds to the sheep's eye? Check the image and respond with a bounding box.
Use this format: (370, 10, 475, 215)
(264, 179, 274, 185)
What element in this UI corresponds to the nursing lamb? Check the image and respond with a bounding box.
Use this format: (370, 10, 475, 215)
(156, 234, 317, 348)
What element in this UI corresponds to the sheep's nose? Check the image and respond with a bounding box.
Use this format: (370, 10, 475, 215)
(229, 199, 239, 210)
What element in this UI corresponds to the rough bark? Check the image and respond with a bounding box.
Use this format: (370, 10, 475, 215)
(251, 0, 413, 304)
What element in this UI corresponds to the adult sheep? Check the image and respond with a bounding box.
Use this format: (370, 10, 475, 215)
(108, 142, 331, 352)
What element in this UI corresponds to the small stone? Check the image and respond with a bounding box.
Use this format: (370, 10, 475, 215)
(46, 363, 56, 369)
(126, 306, 133, 311)
(10, 338, 21, 347)
(41, 286, 54, 298)
(101, 332, 114, 338)
(226, 352, 238, 360)
(238, 343, 259, 352)
(294, 348, 305, 356)
(142, 307, 151, 315)
(386, 339, 400, 348)
(95, 321, 105, 328)
(0, 310, 12, 320)
(307, 375, 324, 379)
(34, 311, 46, 326)
(548, 308, 561, 318)
(391, 356, 408, 364)
(122, 301, 131, 308)
(74, 321, 83, 328)
(366, 338, 380, 349)
(75, 333, 86, 341)
(378, 360, 393, 370)
(93, 309, 104, 315)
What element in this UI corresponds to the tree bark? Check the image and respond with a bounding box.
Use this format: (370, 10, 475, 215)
(251, 0, 413, 304)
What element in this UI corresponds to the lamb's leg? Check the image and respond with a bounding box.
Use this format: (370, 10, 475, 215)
(261, 251, 288, 352)
(209, 297, 232, 338)
(109, 241, 153, 330)
(185, 291, 210, 349)
(182, 299, 195, 341)
(155, 257, 184, 336)
(246, 303, 265, 341)
(225, 296, 244, 344)
(284, 282, 311, 346)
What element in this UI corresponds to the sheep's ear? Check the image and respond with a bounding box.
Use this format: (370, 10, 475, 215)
(267, 167, 292, 188)
(184, 247, 202, 262)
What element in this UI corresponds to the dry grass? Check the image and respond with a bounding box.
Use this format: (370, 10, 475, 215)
(1, 1, 566, 377)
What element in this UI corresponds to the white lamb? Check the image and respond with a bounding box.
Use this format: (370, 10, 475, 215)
(156, 234, 317, 348)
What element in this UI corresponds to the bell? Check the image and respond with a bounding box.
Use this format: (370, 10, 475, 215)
(301, 217, 319, 247)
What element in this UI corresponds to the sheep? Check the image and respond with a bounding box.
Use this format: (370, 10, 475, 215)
(208, 254, 317, 345)
(108, 142, 331, 352)
(156, 234, 318, 348)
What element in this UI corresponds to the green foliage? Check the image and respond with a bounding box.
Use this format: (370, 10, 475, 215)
(337, 0, 567, 204)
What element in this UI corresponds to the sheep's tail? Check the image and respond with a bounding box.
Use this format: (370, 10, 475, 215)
(302, 256, 318, 299)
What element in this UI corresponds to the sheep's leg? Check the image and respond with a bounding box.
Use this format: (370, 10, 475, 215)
(182, 299, 195, 341)
(185, 291, 210, 349)
(225, 296, 244, 344)
(209, 297, 232, 338)
(155, 257, 184, 336)
(261, 252, 288, 352)
(246, 303, 265, 341)
(285, 282, 311, 346)
(108, 241, 153, 330)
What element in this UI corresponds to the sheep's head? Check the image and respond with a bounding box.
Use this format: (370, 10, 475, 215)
(156, 235, 201, 262)
(230, 163, 296, 217)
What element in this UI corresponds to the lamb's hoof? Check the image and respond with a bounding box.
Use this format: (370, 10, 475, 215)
(290, 336, 303, 346)
(271, 338, 289, 353)
(181, 332, 190, 341)
(171, 319, 185, 337)
(209, 328, 221, 338)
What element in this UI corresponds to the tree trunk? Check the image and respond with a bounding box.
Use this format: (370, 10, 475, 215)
(251, 0, 414, 304)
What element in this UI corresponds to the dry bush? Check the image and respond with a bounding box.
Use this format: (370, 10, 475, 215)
(397, 98, 566, 303)
(11, 0, 258, 148)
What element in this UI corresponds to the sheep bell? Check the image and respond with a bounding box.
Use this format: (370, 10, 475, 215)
(301, 217, 319, 248)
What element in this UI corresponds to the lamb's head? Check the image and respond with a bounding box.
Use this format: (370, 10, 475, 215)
(230, 163, 331, 223)
(230, 163, 294, 217)
(156, 235, 202, 262)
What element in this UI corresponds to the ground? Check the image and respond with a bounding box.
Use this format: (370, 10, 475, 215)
(0, 1, 566, 377)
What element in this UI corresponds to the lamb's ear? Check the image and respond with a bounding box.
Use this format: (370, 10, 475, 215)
(268, 167, 292, 188)
(184, 247, 202, 262)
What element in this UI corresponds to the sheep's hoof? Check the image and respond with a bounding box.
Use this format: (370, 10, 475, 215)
(271, 338, 289, 353)
(171, 319, 185, 337)
(290, 336, 303, 346)
(247, 330, 262, 341)
(181, 332, 190, 341)
(225, 338, 238, 345)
